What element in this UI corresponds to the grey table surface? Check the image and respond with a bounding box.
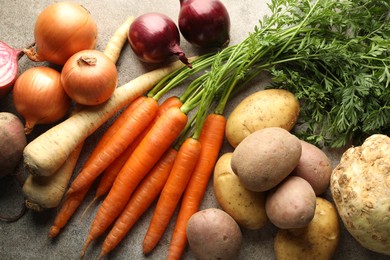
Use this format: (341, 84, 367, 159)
(0, 0, 389, 259)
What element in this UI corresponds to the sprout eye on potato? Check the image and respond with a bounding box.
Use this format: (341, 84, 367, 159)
(226, 88, 300, 148)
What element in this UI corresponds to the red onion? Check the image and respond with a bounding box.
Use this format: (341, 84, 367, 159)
(0, 41, 22, 98)
(128, 12, 192, 68)
(178, 0, 230, 48)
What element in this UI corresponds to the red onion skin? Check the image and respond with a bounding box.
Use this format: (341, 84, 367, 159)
(128, 13, 191, 67)
(179, 0, 230, 48)
(0, 41, 20, 98)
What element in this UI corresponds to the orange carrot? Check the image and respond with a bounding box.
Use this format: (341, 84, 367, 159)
(79, 142, 137, 220)
(80, 106, 188, 257)
(67, 96, 158, 195)
(167, 113, 226, 260)
(98, 148, 178, 259)
(157, 96, 183, 116)
(142, 137, 202, 255)
(81, 96, 183, 219)
(48, 182, 92, 238)
(94, 95, 183, 199)
(79, 96, 146, 177)
(49, 96, 147, 236)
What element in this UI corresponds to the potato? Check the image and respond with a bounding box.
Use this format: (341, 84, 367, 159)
(231, 127, 302, 192)
(292, 140, 332, 195)
(226, 89, 300, 147)
(186, 208, 242, 260)
(265, 176, 316, 229)
(213, 153, 268, 230)
(274, 197, 340, 260)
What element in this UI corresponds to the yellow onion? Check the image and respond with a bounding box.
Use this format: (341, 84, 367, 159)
(24, 2, 97, 65)
(61, 50, 118, 106)
(13, 66, 71, 134)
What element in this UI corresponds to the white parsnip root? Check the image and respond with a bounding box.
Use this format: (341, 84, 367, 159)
(22, 142, 84, 211)
(104, 16, 134, 63)
(23, 59, 189, 177)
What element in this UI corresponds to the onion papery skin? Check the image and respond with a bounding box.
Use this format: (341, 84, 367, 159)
(128, 12, 191, 67)
(61, 50, 118, 106)
(13, 66, 71, 134)
(28, 2, 97, 65)
(179, 0, 230, 48)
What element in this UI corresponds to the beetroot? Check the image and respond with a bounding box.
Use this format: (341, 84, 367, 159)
(0, 112, 27, 178)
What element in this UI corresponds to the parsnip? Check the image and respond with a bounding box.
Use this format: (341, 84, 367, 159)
(23, 59, 189, 177)
(104, 16, 134, 63)
(23, 142, 84, 211)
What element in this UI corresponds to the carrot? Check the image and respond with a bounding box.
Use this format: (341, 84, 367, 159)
(167, 113, 226, 260)
(48, 180, 91, 238)
(23, 58, 192, 177)
(49, 97, 152, 238)
(157, 96, 183, 116)
(103, 16, 134, 63)
(142, 137, 202, 255)
(80, 106, 188, 257)
(79, 96, 146, 177)
(48, 96, 147, 237)
(140, 75, 216, 255)
(79, 142, 136, 221)
(160, 55, 230, 258)
(66, 96, 159, 195)
(80, 95, 184, 219)
(98, 148, 178, 259)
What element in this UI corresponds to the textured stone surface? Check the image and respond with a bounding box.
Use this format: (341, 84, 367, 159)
(0, 0, 388, 259)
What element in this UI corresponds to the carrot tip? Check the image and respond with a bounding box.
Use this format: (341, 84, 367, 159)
(80, 237, 93, 259)
(48, 226, 59, 238)
(97, 252, 105, 260)
(142, 244, 154, 255)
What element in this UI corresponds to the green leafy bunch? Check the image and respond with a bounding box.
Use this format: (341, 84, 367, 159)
(256, 0, 390, 147)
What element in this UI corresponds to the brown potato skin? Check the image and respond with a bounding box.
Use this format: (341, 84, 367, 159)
(292, 140, 332, 195)
(213, 153, 268, 230)
(226, 89, 300, 148)
(231, 127, 302, 192)
(265, 176, 316, 229)
(274, 197, 340, 260)
(186, 208, 243, 260)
